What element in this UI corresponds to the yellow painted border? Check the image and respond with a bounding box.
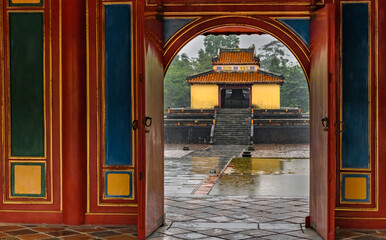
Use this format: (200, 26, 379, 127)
(7, 0, 44, 9)
(163, 11, 310, 17)
(86, 212, 137, 216)
(0, 209, 61, 213)
(375, 0, 379, 217)
(1, 0, 5, 210)
(146, 1, 312, 7)
(59, 0, 63, 212)
(336, 216, 386, 220)
(86, 0, 90, 214)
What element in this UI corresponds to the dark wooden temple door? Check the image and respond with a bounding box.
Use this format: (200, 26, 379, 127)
(309, 3, 336, 240)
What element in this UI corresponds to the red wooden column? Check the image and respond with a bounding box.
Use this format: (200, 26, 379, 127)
(62, 0, 87, 225)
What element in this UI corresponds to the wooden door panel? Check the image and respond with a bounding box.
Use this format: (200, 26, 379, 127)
(309, 3, 335, 240)
(137, 4, 165, 239)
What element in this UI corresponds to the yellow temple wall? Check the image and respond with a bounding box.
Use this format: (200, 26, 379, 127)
(191, 84, 218, 109)
(252, 84, 280, 109)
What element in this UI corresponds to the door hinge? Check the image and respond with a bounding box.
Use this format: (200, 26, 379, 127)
(139, 172, 144, 181)
(328, 73, 332, 83)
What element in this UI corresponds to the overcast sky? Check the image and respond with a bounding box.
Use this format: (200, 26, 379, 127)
(178, 34, 297, 63)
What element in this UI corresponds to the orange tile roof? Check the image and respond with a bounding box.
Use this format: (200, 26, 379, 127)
(212, 48, 260, 65)
(187, 70, 284, 85)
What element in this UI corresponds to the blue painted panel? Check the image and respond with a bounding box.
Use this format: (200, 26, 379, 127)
(278, 18, 310, 46)
(342, 174, 369, 202)
(105, 5, 132, 166)
(342, 3, 369, 169)
(164, 18, 195, 43)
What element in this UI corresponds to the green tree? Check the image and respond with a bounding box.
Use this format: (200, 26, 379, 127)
(203, 35, 240, 57)
(164, 53, 194, 111)
(192, 49, 212, 73)
(258, 40, 309, 112)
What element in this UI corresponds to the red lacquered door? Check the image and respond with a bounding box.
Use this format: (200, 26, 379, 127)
(309, 3, 336, 240)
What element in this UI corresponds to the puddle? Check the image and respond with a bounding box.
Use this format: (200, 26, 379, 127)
(191, 157, 220, 174)
(210, 158, 309, 196)
(223, 157, 309, 175)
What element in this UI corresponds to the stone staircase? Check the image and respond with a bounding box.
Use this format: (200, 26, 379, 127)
(214, 108, 251, 145)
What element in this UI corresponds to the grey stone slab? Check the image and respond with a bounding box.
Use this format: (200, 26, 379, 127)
(148, 236, 183, 240)
(173, 222, 258, 230)
(231, 214, 252, 220)
(262, 234, 304, 240)
(285, 229, 323, 240)
(241, 229, 275, 237)
(196, 228, 234, 236)
(259, 223, 301, 231)
(174, 232, 209, 239)
(221, 233, 253, 240)
(207, 216, 234, 222)
(157, 227, 190, 235)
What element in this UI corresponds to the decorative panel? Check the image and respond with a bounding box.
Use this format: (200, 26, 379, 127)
(341, 173, 369, 203)
(1, 0, 61, 217)
(86, 1, 137, 216)
(9, 12, 44, 157)
(11, 162, 45, 197)
(9, 0, 43, 6)
(105, 171, 134, 199)
(164, 18, 196, 44)
(341, 2, 369, 169)
(104, 4, 133, 166)
(277, 18, 310, 46)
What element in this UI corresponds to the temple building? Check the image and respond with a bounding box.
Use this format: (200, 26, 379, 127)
(187, 46, 284, 109)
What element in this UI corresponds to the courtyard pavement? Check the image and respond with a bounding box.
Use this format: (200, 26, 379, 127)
(0, 144, 381, 239)
(150, 144, 320, 239)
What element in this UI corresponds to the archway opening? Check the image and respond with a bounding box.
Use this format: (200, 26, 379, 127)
(159, 24, 316, 238)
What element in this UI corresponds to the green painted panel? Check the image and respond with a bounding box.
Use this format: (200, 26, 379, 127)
(10, 13, 44, 157)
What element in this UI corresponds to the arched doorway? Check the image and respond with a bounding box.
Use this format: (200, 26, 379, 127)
(163, 16, 311, 85)
(140, 5, 336, 240)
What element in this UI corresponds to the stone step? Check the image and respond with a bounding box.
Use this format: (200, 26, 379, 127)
(214, 109, 251, 145)
(216, 122, 250, 125)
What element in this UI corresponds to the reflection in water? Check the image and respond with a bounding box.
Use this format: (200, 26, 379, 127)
(211, 158, 309, 196)
(191, 157, 220, 174)
(224, 158, 309, 175)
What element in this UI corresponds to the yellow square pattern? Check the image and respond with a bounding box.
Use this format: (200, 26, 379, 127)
(344, 177, 367, 200)
(11, 0, 41, 3)
(107, 173, 130, 196)
(14, 165, 42, 195)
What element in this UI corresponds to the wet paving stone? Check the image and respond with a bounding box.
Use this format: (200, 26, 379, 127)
(174, 232, 210, 239)
(222, 233, 253, 240)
